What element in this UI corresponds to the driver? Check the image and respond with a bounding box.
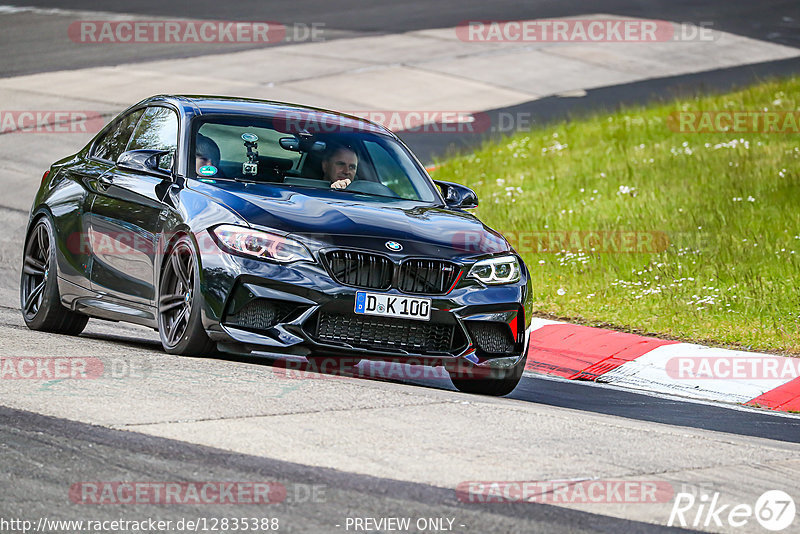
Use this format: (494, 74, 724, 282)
(321, 145, 358, 189)
(195, 133, 221, 175)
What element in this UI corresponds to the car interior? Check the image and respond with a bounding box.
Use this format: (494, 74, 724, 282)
(194, 121, 428, 200)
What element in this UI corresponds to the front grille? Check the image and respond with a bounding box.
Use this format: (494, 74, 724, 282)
(466, 322, 515, 354)
(225, 299, 296, 331)
(324, 250, 461, 295)
(398, 259, 460, 294)
(325, 251, 392, 290)
(313, 312, 457, 354)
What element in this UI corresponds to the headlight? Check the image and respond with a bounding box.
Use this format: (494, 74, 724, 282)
(467, 255, 521, 285)
(210, 224, 314, 263)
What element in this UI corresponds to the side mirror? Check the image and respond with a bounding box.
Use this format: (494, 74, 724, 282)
(434, 180, 479, 209)
(117, 149, 173, 179)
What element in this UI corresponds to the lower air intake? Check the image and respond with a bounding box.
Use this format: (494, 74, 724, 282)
(314, 312, 457, 354)
(225, 299, 296, 331)
(466, 322, 515, 354)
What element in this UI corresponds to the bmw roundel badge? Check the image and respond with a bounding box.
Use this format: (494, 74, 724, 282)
(385, 241, 403, 251)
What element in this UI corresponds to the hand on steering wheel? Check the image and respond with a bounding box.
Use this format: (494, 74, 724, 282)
(331, 178, 352, 189)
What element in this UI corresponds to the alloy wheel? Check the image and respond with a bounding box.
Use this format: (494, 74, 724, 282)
(159, 241, 195, 347)
(21, 221, 51, 319)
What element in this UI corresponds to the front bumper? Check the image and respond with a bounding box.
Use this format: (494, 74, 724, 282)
(198, 238, 532, 369)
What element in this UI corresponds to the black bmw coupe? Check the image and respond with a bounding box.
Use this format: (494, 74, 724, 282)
(21, 95, 532, 396)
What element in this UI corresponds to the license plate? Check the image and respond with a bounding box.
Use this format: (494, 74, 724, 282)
(354, 291, 431, 321)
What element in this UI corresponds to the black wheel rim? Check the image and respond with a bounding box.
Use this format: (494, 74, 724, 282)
(159, 241, 195, 347)
(21, 222, 50, 320)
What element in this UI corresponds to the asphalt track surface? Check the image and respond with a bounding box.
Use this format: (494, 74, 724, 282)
(1, 0, 798, 78)
(401, 55, 800, 163)
(2, 406, 697, 534)
(0, 303, 797, 532)
(1, 2, 800, 533)
(2, 0, 799, 162)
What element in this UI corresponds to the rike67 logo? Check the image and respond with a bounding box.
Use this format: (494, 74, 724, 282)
(669, 489, 796, 531)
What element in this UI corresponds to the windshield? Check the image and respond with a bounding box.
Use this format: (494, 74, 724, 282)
(190, 115, 440, 203)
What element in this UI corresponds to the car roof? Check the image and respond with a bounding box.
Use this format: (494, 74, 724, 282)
(140, 94, 393, 136)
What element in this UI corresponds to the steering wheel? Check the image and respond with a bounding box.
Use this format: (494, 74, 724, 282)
(344, 180, 400, 198)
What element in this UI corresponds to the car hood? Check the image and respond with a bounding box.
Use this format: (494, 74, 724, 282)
(192, 180, 511, 258)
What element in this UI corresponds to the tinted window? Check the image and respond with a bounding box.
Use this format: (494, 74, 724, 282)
(127, 107, 179, 171)
(191, 116, 439, 203)
(200, 122, 302, 167)
(92, 109, 144, 162)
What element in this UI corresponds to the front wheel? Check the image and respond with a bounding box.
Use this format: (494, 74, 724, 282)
(20, 215, 88, 335)
(448, 354, 527, 396)
(157, 235, 216, 356)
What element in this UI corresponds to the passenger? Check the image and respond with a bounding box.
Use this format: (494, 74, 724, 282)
(321, 145, 358, 189)
(195, 133, 221, 176)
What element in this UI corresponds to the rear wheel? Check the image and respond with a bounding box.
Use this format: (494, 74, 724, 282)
(448, 354, 527, 396)
(157, 236, 216, 356)
(20, 216, 88, 335)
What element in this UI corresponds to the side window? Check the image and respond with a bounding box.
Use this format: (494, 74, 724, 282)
(127, 106, 179, 171)
(363, 140, 417, 198)
(92, 109, 144, 162)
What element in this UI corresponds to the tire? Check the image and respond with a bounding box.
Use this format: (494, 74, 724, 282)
(20, 215, 88, 335)
(448, 353, 527, 396)
(157, 235, 216, 356)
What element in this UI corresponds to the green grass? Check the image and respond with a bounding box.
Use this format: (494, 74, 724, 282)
(430, 76, 800, 353)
